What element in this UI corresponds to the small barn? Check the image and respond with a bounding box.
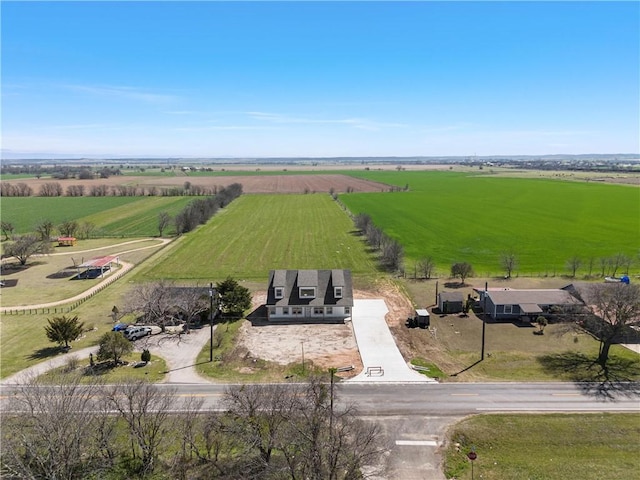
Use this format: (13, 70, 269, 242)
(437, 292, 464, 314)
(57, 236, 76, 247)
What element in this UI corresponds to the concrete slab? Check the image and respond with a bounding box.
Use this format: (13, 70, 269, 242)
(348, 299, 435, 383)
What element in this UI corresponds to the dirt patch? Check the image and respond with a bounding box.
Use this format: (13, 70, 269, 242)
(240, 292, 363, 378)
(3, 174, 390, 195)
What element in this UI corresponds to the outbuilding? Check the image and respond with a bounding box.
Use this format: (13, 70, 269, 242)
(437, 292, 464, 314)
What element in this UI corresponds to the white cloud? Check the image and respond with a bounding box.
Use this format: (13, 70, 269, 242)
(245, 111, 407, 131)
(65, 84, 180, 104)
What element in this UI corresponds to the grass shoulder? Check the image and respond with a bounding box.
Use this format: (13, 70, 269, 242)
(38, 352, 168, 383)
(444, 413, 640, 480)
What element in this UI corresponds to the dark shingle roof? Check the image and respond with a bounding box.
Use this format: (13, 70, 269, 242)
(267, 269, 353, 307)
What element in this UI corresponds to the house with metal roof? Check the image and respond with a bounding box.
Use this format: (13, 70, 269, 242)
(473, 287, 582, 321)
(266, 269, 354, 321)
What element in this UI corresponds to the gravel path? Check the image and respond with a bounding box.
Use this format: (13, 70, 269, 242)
(1, 327, 216, 385)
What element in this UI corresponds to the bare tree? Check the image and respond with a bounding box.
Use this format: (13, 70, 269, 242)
(416, 256, 436, 279)
(222, 378, 386, 480)
(1, 221, 14, 240)
(500, 251, 518, 278)
(5, 234, 52, 265)
(365, 224, 384, 250)
(1, 372, 102, 479)
(170, 396, 205, 479)
(58, 220, 79, 238)
(66, 184, 85, 196)
(451, 262, 474, 285)
(35, 219, 56, 241)
(280, 377, 386, 480)
(38, 182, 63, 197)
(566, 255, 582, 278)
(158, 211, 171, 237)
(14, 182, 34, 196)
(585, 283, 640, 366)
(125, 281, 209, 331)
(172, 285, 210, 332)
(353, 213, 372, 234)
(105, 381, 177, 475)
(78, 221, 96, 240)
(380, 236, 404, 272)
(222, 383, 300, 473)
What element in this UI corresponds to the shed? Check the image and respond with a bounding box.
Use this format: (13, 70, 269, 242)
(57, 236, 76, 247)
(437, 292, 464, 314)
(415, 309, 430, 327)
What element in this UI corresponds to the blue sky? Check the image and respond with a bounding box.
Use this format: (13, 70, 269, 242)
(2, 1, 638, 158)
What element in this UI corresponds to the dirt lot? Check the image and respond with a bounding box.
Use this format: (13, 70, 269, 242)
(239, 285, 414, 379)
(5, 174, 390, 195)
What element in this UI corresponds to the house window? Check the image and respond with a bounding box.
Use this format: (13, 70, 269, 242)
(345, 307, 350, 315)
(292, 307, 302, 315)
(326, 307, 333, 315)
(504, 305, 513, 314)
(299, 287, 316, 298)
(269, 307, 276, 315)
(282, 307, 289, 315)
(275, 287, 284, 299)
(334, 286, 343, 298)
(313, 307, 324, 315)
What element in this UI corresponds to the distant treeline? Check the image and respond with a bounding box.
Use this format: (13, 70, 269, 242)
(0, 181, 221, 197)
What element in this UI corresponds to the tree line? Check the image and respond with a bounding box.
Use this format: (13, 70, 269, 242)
(1, 376, 385, 480)
(0, 184, 243, 266)
(0, 181, 225, 197)
(352, 213, 404, 273)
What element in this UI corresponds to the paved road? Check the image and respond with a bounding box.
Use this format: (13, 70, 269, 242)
(2, 379, 637, 480)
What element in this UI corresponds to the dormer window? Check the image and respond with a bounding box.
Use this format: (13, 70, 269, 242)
(275, 287, 284, 299)
(299, 287, 316, 298)
(334, 286, 343, 298)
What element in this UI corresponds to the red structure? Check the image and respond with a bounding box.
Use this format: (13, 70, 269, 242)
(57, 236, 77, 247)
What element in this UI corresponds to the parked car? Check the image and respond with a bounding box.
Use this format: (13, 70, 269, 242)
(112, 322, 129, 331)
(123, 326, 152, 341)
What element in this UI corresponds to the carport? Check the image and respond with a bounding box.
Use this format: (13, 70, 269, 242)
(77, 255, 119, 279)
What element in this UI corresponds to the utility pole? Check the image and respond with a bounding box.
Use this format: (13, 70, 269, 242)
(329, 367, 337, 435)
(481, 282, 487, 360)
(209, 282, 214, 362)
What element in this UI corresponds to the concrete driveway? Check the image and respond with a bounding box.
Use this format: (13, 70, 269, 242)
(348, 299, 435, 383)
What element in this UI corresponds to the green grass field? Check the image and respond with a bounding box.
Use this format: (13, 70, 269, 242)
(341, 171, 639, 275)
(138, 193, 378, 282)
(1, 196, 193, 237)
(445, 413, 640, 480)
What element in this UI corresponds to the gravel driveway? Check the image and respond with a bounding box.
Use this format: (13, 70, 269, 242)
(135, 326, 216, 384)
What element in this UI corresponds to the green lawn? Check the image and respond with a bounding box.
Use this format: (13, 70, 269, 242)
(445, 413, 640, 480)
(139, 193, 379, 282)
(341, 171, 639, 276)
